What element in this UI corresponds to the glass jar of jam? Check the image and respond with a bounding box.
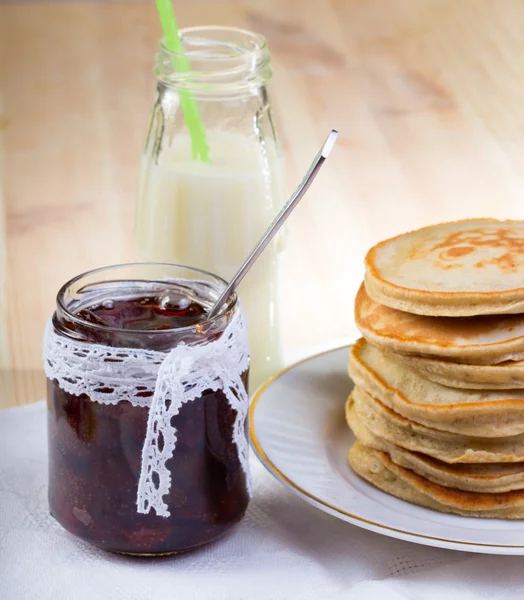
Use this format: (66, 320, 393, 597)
(44, 264, 250, 555)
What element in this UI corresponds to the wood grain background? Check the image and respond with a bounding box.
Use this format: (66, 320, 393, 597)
(2, 0, 524, 407)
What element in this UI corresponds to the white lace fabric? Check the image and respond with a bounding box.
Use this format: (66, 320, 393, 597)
(3, 401, 474, 600)
(43, 308, 251, 517)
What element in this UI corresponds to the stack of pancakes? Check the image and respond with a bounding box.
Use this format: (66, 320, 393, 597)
(346, 219, 524, 518)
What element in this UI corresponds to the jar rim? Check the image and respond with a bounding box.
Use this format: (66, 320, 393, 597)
(160, 26, 269, 62)
(56, 262, 238, 336)
(155, 25, 272, 91)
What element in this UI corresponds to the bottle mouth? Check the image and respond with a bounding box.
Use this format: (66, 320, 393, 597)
(155, 26, 272, 92)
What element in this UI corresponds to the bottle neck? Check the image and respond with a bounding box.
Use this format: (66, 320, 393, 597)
(154, 26, 272, 95)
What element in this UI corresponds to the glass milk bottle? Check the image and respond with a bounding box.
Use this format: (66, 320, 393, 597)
(135, 26, 286, 391)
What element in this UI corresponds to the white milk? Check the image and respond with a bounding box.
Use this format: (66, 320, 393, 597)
(135, 131, 285, 391)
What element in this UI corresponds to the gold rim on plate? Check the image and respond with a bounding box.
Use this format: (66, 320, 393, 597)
(249, 346, 524, 550)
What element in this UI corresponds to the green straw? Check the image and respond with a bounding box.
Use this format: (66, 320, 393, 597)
(156, 0, 210, 162)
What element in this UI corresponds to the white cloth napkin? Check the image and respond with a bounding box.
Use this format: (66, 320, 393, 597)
(1, 401, 524, 600)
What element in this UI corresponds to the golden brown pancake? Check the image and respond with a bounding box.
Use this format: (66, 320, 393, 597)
(348, 388, 524, 463)
(391, 351, 524, 390)
(355, 284, 524, 364)
(348, 442, 524, 518)
(348, 404, 524, 493)
(348, 339, 524, 437)
(365, 219, 524, 317)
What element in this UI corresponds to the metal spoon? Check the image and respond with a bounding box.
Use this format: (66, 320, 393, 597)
(208, 129, 339, 319)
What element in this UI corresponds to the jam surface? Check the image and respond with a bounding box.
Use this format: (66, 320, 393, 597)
(47, 291, 248, 555)
(76, 290, 207, 331)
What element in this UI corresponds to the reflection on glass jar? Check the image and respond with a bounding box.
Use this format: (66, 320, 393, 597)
(44, 264, 250, 555)
(135, 26, 286, 392)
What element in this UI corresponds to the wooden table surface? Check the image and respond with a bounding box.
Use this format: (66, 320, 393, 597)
(2, 0, 524, 408)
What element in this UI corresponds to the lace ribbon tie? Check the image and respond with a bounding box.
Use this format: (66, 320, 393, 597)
(43, 309, 251, 517)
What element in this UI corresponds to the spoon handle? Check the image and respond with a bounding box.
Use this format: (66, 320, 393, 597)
(208, 129, 338, 319)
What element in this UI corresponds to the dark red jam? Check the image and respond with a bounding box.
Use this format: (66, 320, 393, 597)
(76, 291, 206, 331)
(47, 290, 249, 555)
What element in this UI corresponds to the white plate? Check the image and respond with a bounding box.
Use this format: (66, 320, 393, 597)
(250, 347, 524, 555)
